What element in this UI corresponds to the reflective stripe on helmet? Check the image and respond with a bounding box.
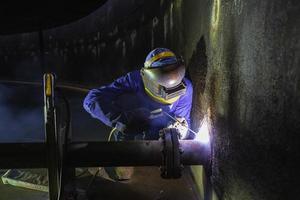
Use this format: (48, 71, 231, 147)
(144, 51, 176, 68)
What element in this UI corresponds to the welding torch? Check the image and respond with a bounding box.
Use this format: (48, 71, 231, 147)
(150, 108, 198, 136)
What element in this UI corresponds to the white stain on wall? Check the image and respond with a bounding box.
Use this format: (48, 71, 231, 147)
(97, 32, 101, 57)
(109, 26, 119, 37)
(115, 38, 121, 48)
(122, 41, 126, 57)
(170, 3, 174, 31)
(153, 17, 159, 27)
(164, 13, 168, 42)
(233, 0, 244, 15)
(92, 47, 97, 56)
(152, 17, 159, 49)
(130, 30, 137, 47)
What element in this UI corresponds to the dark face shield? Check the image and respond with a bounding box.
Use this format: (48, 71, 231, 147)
(161, 82, 186, 100)
(141, 64, 187, 103)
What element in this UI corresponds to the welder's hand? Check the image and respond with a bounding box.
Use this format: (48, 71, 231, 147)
(118, 108, 151, 134)
(168, 117, 189, 139)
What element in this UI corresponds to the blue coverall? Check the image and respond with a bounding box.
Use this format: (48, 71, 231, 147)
(83, 70, 193, 139)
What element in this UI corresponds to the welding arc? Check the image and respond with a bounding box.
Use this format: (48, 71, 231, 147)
(0, 80, 90, 93)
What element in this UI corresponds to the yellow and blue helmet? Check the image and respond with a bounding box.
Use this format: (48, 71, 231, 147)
(141, 48, 186, 104)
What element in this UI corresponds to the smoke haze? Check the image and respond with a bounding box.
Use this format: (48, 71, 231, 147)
(0, 84, 44, 142)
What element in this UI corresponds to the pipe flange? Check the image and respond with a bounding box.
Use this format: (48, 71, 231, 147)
(160, 128, 182, 179)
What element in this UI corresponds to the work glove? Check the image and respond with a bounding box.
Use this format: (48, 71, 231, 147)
(167, 117, 189, 139)
(114, 108, 151, 135)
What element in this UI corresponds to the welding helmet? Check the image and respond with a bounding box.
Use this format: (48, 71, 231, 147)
(141, 48, 186, 104)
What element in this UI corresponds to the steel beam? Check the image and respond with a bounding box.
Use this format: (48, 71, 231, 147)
(0, 140, 209, 169)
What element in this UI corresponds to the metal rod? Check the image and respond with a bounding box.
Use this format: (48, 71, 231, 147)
(0, 140, 209, 169)
(163, 111, 198, 135)
(44, 73, 60, 200)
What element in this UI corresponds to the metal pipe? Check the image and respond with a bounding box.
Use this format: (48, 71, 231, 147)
(67, 141, 163, 167)
(0, 143, 47, 168)
(0, 140, 208, 169)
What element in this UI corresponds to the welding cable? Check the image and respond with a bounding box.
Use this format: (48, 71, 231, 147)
(108, 127, 117, 141)
(75, 169, 89, 178)
(85, 168, 100, 193)
(0, 80, 90, 93)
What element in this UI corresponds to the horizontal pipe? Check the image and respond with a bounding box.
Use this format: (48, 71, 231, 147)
(0, 140, 209, 169)
(0, 143, 47, 168)
(67, 141, 163, 167)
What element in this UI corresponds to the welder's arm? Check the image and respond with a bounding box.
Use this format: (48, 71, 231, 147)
(173, 79, 194, 139)
(83, 73, 135, 127)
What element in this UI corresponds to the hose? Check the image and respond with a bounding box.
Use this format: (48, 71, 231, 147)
(108, 127, 117, 141)
(56, 88, 71, 200)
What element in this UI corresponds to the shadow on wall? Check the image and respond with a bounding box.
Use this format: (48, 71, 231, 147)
(187, 36, 208, 132)
(187, 37, 219, 200)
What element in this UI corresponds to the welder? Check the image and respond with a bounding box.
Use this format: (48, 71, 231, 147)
(84, 48, 194, 140)
(83, 48, 193, 180)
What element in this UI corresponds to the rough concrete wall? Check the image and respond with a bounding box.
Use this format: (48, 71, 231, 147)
(177, 0, 300, 199)
(182, 0, 300, 199)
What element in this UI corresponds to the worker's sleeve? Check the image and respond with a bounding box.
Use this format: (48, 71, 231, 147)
(172, 79, 193, 127)
(83, 73, 135, 127)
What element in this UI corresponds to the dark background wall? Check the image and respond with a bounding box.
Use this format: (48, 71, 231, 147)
(0, 0, 181, 85)
(188, 0, 300, 199)
(0, 0, 299, 199)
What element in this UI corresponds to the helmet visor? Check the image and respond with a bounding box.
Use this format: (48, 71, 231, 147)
(142, 63, 186, 102)
(143, 63, 186, 88)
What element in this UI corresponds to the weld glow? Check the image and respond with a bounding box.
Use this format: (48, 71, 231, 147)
(195, 118, 210, 144)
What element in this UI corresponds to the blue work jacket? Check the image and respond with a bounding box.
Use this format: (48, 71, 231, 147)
(83, 70, 193, 139)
